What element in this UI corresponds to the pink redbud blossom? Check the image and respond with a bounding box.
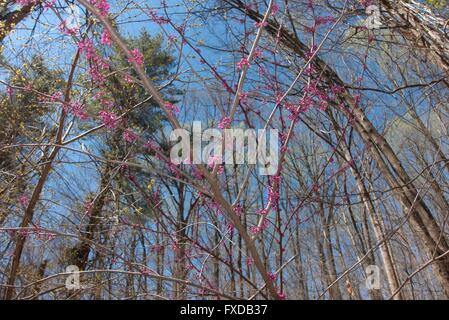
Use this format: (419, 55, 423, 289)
(98, 110, 118, 128)
(237, 57, 250, 70)
(123, 129, 138, 143)
(164, 102, 180, 114)
(128, 48, 144, 66)
(100, 29, 111, 46)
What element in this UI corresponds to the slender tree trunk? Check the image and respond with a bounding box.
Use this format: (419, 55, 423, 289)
(174, 187, 188, 299)
(317, 201, 343, 300)
(339, 143, 403, 299)
(3, 50, 80, 299)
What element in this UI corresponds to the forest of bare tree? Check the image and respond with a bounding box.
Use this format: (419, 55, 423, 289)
(0, 0, 449, 301)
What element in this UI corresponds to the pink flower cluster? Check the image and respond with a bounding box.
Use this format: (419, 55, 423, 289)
(144, 139, 158, 151)
(168, 162, 182, 179)
(250, 218, 269, 235)
(84, 201, 94, 215)
(167, 35, 177, 43)
(19, 195, 28, 207)
(253, 48, 263, 60)
(314, 16, 336, 27)
(100, 29, 111, 46)
(150, 244, 164, 253)
(6, 86, 14, 97)
(237, 57, 250, 70)
(207, 155, 222, 168)
(90, 0, 110, 16)
(255, 21, 268, 28)
(140, 267, 152, 276)
(283, 79, 340, 120)
(164, 102, 180, 114)
(65, 101, 88, 120)
(250, 225, 261, 235)
(59, 21, 78, 36)
(218, 117, 231, 129)
(43, 0, 56, 9)
(271, 3, 279, 15)
(148, 9, 170, 25)
(277, 292, 286, 300)
(123, 129, 138, 143)
(233, 205, 243, 216)
(239, 92, 249, 104)
(268, 272, 277, 281)
(78, 38, 96, 59)
(267, 175, 281, 206)
(192, 168, 205, 180)
(78, 38, 109, 84)
(98, 110, 118, 128)
(50, 91, 63, 102)
(14, 0, 38, 6)
(268, 188, 280, 203)
(359, 0, 374, 7)
(128, 48, 144, 66)
(330, 84, 345, 96)
(6, 228, 56, 241)
(284, 102, 300, 121)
